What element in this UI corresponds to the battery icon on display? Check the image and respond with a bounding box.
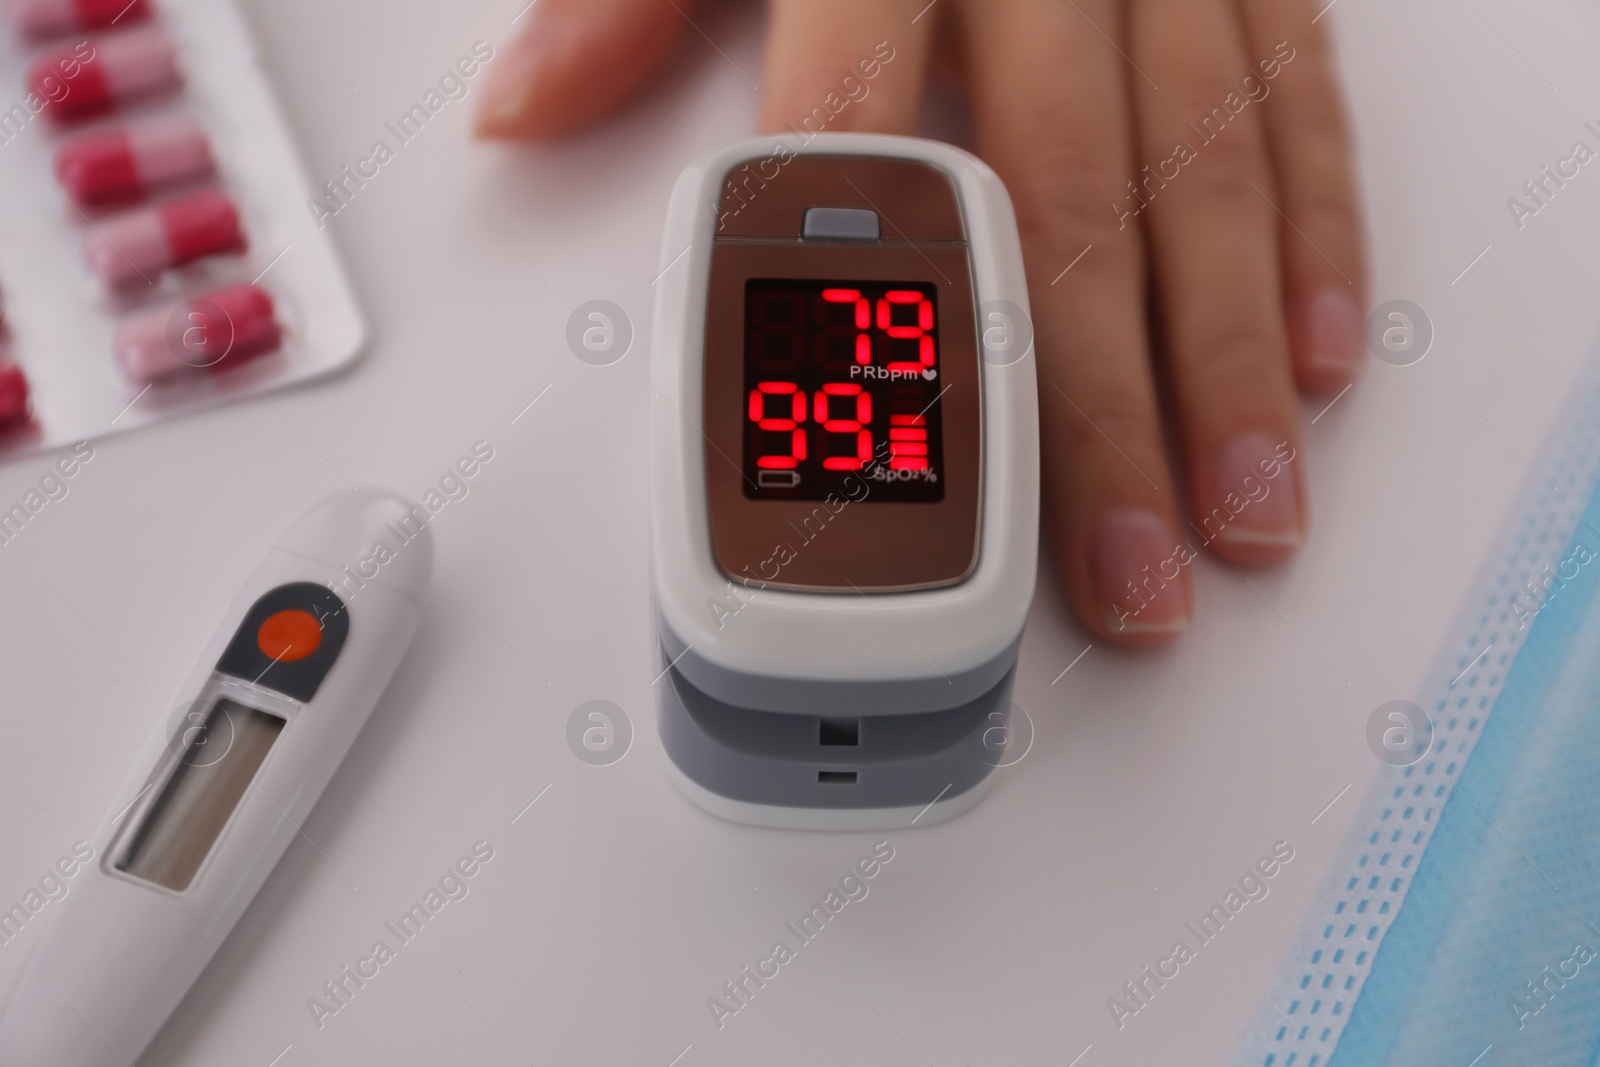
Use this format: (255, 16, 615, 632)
(758, 470, 801, 489)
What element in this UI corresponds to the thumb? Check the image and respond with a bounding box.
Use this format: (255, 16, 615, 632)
(475, 0, 694, 140)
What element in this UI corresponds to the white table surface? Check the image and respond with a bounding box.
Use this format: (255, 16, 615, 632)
(2, 0, 1598, 1063)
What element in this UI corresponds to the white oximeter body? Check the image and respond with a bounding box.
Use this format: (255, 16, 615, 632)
(0, 489, 431, 1067)
(651, 133, 1038, 830)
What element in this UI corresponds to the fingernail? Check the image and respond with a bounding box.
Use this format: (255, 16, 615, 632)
(475, 17, 569, 137)
(1090, 509, 1189, 635)
(1303, 288, 1363, 379)
(1208, 432, 1302, 547)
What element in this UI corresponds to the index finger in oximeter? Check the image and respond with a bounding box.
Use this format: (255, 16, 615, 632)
(651, 134, 1039, 830)
(0, 489, 431, 1067)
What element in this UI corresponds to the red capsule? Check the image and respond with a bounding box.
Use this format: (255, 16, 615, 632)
(56, 119, 213, 208)
(10, 0, 151, 40)
(30, 26, 179, 123)
(114, 284, 281, 383)
(84, 189, 245, 288)
(0, 361, 29, 428)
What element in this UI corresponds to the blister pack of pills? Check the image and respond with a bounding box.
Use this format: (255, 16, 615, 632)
(0, 0, 363, 460)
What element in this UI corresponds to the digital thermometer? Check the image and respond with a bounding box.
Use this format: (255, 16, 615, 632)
(0, 488, 432, 1066)
(651, 133, 1039, 829)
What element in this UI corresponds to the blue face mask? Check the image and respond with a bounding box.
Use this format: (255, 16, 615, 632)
(1236, 360, 1600, 1067)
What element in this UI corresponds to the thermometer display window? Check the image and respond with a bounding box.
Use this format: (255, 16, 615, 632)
(115, 698, 284, 892)
(743, 279, 945, 502)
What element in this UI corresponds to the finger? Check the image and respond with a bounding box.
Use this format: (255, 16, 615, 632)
(757, 0, 935, 135)
(1130, 0, 1305, 563)
(1239, 0, 1368, 392)
(959, 0, 1191, 644)
(475, 0, 692, 139)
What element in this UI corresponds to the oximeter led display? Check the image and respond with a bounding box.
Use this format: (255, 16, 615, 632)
(743, 278, 944, 502)
(699, 152, 984, 590)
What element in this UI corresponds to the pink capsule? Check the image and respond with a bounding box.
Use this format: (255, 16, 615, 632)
(56, 119, 213, 208)
(31, 25, 179, 123)
(84, 189, 245, 288)
(114, 284, 281, 383)
(9, 0, 150, 40)
(0, 361, 29, 428)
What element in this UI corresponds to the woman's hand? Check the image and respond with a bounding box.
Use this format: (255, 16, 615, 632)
(475, 0, 1367, 646)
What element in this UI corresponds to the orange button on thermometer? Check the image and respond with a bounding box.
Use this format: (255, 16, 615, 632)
(256, 608, 321, 662)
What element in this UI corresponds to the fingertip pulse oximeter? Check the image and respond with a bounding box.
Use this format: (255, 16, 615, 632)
(651, 133, 1039, 830)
